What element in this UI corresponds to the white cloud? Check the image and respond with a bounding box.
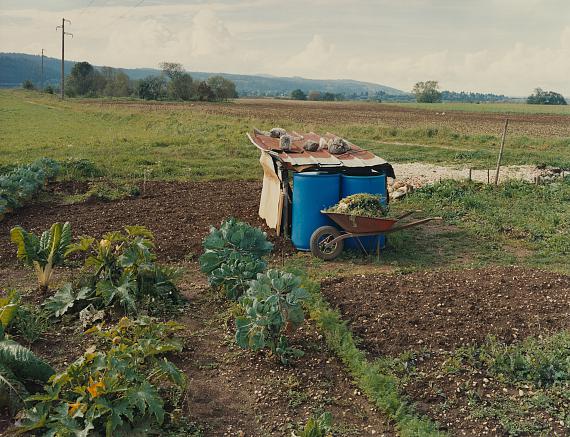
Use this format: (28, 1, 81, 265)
(281, 35, 336, 76)
(1, 1, 569, 95)
(190, 8, 232, 57)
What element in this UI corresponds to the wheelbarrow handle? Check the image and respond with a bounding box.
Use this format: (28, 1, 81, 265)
(395, 210, 423, 220)
(387, 217, 443, 232)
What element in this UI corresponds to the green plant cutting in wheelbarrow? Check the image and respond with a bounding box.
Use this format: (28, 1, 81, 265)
(312, 194, 442, 260)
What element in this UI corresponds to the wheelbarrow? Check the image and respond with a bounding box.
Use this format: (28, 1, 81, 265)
(310, 210, 442, 260)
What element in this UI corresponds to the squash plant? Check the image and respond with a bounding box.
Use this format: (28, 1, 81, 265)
(17, 317, 185, 436)
(236, 269, 310, 364)
(44, 226, 182, 317)
(10, 222, 72, 290)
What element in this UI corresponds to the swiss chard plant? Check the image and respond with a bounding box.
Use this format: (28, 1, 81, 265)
(44, 226, 182, 317)
(17, 317, 186, 436)
(236, 269, 310, 364)
(10, 222, 72, 290)
(199, 218, 273, 275)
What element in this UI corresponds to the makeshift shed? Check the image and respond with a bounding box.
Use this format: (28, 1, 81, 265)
(248, 130, 395, 240)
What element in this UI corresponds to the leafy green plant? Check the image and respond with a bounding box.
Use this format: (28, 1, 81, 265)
(296, 412, 333, 437)
(10, 222, 72, 289)
(199, 218, 273, 276)
(208, 251, 266, 300)
(60, 158, 102, 179)
(12, 304, 52, 344)
(0, 325, 55, 414)
(235, 269, 310, 364)
(44, 226, 182, 317)
(0, 158, 60, 221)
(456, 332, 570, 387)
(17, 317, 186, 436)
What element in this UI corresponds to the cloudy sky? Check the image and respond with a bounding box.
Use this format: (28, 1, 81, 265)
(1, 0, 569, 96)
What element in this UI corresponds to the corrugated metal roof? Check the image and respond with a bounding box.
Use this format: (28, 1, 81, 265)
(247, 131, 392, 173)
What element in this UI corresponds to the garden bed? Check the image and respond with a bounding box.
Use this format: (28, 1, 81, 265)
(0, 263, 394, 436)
(0, 181, 294, 267)
(321, 267, 570, 435)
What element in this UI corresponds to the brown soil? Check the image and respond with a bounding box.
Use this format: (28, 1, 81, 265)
(0, 181, 294, 267)
(90, 99, 570, 138)
(321, 266, 570, 436)
(321, 266, 570, 356)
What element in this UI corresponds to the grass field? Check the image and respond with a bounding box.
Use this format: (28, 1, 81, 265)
(1, 90, 569, 181)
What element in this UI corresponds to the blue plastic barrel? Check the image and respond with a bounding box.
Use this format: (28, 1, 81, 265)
(291, 172, 340, 251)
(341, 174, 387, 252)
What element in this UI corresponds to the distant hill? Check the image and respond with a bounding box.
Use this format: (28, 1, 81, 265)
(0, 52, 407, 97)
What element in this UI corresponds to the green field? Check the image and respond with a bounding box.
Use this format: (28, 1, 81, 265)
(1, 90, 569, 180)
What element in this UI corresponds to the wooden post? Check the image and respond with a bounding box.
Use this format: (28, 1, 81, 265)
(494, 119, 509, 185)
(468, 168, 472, 181)
(487, 169, 490, 184)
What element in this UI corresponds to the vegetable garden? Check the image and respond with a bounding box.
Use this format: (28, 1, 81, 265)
(1, 93, 569, 436)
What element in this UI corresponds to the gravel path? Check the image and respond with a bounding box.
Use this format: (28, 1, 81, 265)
(391, 162, 564, 187)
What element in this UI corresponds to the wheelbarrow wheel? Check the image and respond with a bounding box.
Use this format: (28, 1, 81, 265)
(310, 226, 344, 261)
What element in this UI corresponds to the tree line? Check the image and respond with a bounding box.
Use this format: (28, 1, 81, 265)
(412, 81, 567, 105)
(23, 61, 238, 101)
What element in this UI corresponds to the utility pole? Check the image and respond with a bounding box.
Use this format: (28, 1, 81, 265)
(40, 49, 45, 90)
(56, 18, 72, 99)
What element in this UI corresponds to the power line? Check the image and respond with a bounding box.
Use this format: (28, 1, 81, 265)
(106, 0, 145, 27)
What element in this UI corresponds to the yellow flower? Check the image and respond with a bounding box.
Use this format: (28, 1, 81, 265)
(68, 400, 83, 416)
(87, 379, 105, 398)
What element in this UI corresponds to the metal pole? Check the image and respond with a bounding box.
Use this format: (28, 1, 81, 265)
(56, 19, 72, 99)
(41, 49, 45, 90)
(61, 19, 64, 99)
(494, 119, 509, 185)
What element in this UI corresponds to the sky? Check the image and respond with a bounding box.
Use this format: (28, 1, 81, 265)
(0, 0, 569, 96)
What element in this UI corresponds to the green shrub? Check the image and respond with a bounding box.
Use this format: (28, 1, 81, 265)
(0, 158, 60, 221)
(60, 158, 102, 179)
(208, 251, 266, 300)
(236, 269, 310, 364)
(11, 304, 51, 344)
(200, 218, 273, 274)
